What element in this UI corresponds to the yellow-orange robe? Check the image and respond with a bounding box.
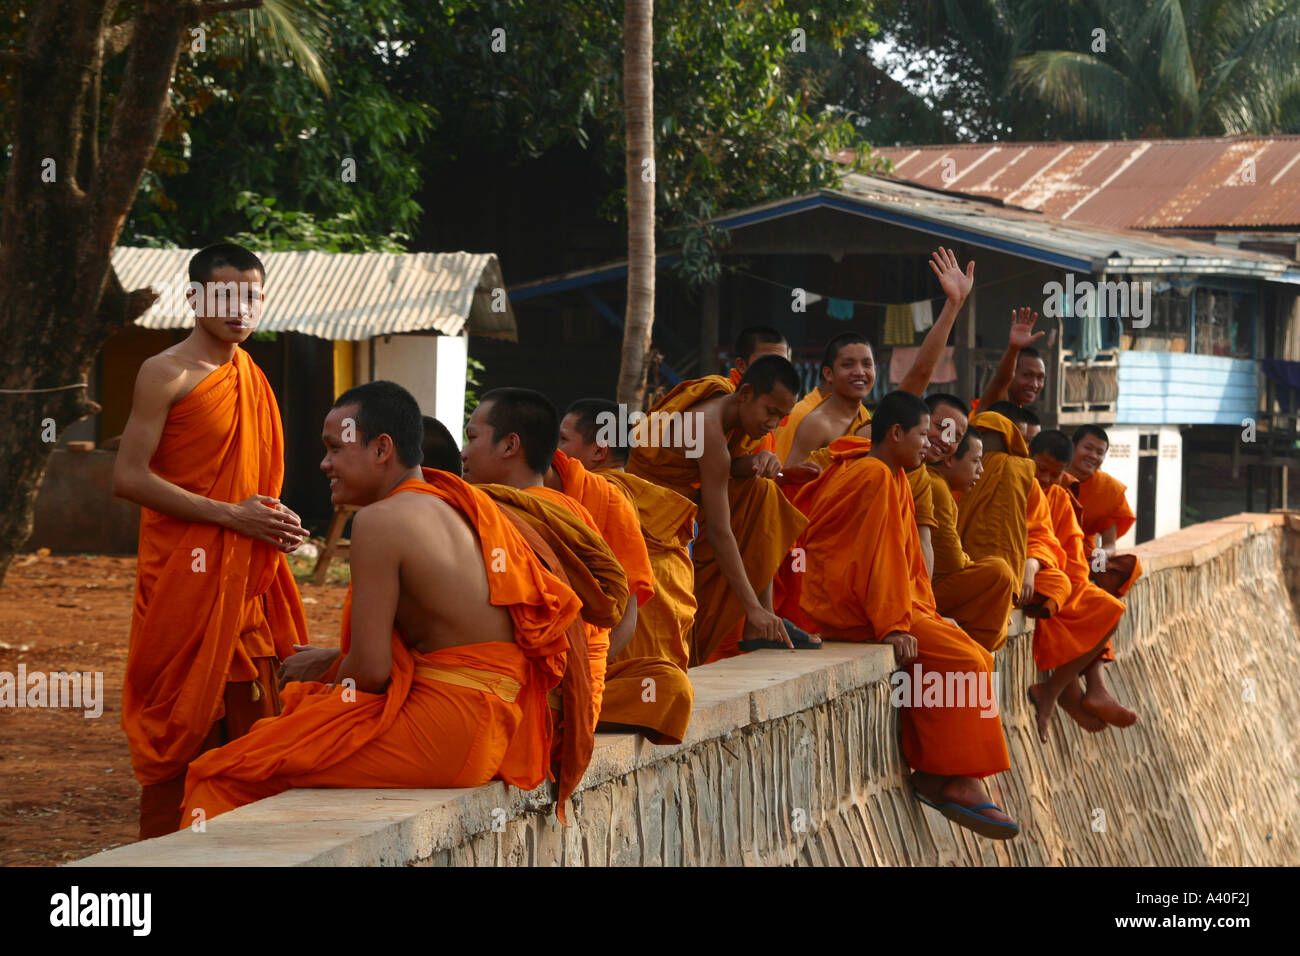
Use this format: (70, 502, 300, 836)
(1075, 469, 1144, 598)
(628, 375, 806, 665)
(961, 411, 1072, 613)
(927, 464, 1016, 652)
(792, 438, 1010, 777)
(597, 468, 697, 744)
(1031, 483, 1126, 671)
(773, 388, 827, 463)
(553, 452, 693, 744)
(123, 348, 308, 836)
(181, 472, 578, 825)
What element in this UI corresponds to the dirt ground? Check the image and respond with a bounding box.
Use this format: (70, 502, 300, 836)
(0, 549, 349, 866)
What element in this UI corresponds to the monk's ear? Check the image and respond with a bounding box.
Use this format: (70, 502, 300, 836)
(372, 432, 397, 464)
(592, 443, 610, 467)
(499, 432, 522, 460)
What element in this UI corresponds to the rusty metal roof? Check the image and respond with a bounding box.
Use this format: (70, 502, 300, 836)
(112, 248, 518, 341)
(861, 136, 1300, 230)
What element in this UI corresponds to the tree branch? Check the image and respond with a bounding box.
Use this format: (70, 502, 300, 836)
(103, 21, 135, 60)
(188, 0, 265, 21)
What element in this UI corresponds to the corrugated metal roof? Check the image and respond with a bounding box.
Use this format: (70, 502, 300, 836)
(705, 174, 1300, 281)
(861, 136, 1300, 230)
(112, 248, 518, 341)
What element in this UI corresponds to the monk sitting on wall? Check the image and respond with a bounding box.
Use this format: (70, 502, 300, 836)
(1069, 425, 1145, 598)
(791, 390, 1018, 840)
(1028, 429, 1138, 740)
(729, 326, 792, 454)
(112, 242, 310, 839)
(558, 398, 697, 744)
(923, 396, 1017, 652)
(181, 381, 580, 825)
(627, 355, 817, 663)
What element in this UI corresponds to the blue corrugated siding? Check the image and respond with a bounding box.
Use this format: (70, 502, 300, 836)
(1116, 352, 1257, 425)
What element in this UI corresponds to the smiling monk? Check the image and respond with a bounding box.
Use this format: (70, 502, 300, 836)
(181, 382, 578, 825)
(113, 243, 309, 839)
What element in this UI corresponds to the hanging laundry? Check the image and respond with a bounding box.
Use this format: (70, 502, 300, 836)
(884, 303, 914, 345)
(827, 297, 854, 321)
(910, 298, 934, 333)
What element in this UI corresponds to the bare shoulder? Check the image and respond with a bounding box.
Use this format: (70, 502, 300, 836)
(364, 491, 474, 539)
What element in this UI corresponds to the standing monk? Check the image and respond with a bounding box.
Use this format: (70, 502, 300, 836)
(112, 243, 309, 839)
(182, 382, 578, 824)
(792, 391, 1018, 840)
(558, 398, 696, 744)
(975, 307, 1049, 412)
(627, 356, 816, 663)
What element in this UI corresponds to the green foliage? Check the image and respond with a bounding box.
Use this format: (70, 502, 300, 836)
(228, 192, 409, 252)
(464, 355, 486, 430)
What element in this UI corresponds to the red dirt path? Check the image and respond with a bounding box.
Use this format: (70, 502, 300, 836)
(0, 551, 346, 866)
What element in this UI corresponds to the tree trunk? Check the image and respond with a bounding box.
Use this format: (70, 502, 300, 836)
(0, 1, 204, 589)
(616, 0, 654, 409)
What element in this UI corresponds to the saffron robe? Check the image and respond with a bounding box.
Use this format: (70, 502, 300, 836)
(627, 376, 807, 665)
(1032, 483, 1126, 671)
(773, 389, 828, 463)
(123, 348, 308, 795)
(927, 464, 1016, 652)
(1075, 469, 1144, 598)
(791, 438, 1010, 777)
(961, 411, 1072, 612)
(596, 469, 696, 743)
(180, 473, 578, 825)
(728, 367, 778, 452)
(554, 453, 694, 744)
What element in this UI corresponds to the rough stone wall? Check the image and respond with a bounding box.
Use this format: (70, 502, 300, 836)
(421, 524, 1299, 867)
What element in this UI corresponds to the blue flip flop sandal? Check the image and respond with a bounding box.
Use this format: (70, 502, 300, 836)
(939, 801, 1020, 840)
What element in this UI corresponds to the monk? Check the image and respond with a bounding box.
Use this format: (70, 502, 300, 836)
(792, 390, 1018, 839)
(1069, 425, 1144, 598)
(727, 326, 793, 454)
(923, 396, 1017, 652)
(627, 355, 817, 663)
(772, 383, 830, 463)
(558, 398, 696, 744)
(781, 331, 875, 467)
(976, 307, 1049, 412)
(960, 403, 1073, 620)
(112, 242, 310, 839)
(181, 381, 580, 825)
(462, 388, 633, 728)
(1027, 430, 1139, 740)
(421, 415, 463, 476)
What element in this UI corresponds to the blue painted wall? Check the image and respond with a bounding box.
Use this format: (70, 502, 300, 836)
(1116, 352, 1257, 425)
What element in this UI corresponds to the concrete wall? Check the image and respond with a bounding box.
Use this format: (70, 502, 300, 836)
(72, 514, 1299, 867)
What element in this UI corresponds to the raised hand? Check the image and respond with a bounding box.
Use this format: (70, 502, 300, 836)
(928, 246, 975, 303)
(1008, 306, 1046, 349)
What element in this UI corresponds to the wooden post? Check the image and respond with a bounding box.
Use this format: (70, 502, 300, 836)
(700, 280, 719, 377)
(312, 505, 360, 585)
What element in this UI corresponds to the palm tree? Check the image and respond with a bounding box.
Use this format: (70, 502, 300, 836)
(617, 0, 655, 409)
(1008, 0, 1300, 137)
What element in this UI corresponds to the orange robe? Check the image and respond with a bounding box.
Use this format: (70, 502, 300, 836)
(773, 389, 827, 463)
(627, 375, 807, 665)
(774, 402, 871, 631)
(960, 411, 1072, 614)
(123, 348, 308, 837)
(592, 470, 697, 743)
(927, 465, 1016, 652)
(791, 438, 1010, 778)
(1032, 483, 1126, 671)
(180, 472, 578, 825)
(475, 481, 628, 819)
(553, 452, 694, 744)
(1075, 469, 1144, 598)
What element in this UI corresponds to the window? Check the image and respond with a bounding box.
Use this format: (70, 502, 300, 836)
(1192, 288, 1254, 358)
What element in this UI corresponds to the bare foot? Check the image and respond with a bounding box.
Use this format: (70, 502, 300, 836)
(1026, 683, 1056, 744)
(1058, 679, 1107, 733)
(1081, 686, 1138, 728)
(910, 770, 945, 805)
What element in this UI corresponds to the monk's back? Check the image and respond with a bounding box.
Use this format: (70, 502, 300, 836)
(379, 490, 515, 652)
